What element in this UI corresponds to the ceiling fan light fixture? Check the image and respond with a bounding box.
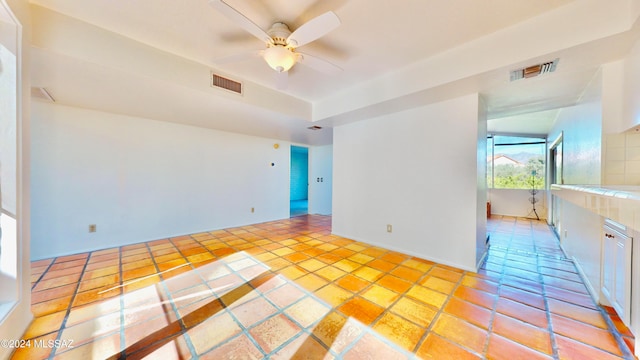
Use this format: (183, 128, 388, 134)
(263, 45, 296, 72)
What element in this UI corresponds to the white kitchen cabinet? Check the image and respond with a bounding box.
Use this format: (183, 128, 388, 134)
(602, 219, 633, 326)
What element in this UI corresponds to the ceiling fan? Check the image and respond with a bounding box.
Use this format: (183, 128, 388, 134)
(209, 0, 343, 89)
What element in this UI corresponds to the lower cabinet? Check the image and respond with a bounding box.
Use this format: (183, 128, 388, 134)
(602, 219, 633, 326)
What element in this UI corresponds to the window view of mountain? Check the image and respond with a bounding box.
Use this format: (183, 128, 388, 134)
(488, 136, 545, 190)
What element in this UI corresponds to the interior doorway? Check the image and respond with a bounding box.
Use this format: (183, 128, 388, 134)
(290, 146, 308, 217)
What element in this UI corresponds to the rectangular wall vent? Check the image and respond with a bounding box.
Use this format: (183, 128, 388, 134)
(211, 73, 242, 94)
(510, 58, 559, 81)
(31, 87, 55, 102)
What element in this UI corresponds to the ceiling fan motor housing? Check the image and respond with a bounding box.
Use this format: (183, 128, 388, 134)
(268, 23, 292, 46)
(209, 0, 343, 86)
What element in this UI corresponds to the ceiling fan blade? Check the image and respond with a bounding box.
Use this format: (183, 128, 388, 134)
(209, 0, 273, 45)
(275, 70, 288, 90)
(213, 50, 263, 64)
(286, 11, 340, 48)
(297, 52, 342, 74)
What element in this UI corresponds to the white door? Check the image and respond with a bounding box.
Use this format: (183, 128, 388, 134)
(602, 224, 633, 326)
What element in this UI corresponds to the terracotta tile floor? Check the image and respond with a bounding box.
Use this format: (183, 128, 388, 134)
(14, 215, 638, 359)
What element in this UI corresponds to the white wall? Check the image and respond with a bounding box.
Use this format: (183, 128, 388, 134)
(546, 67, 603, 300)
(31, 102, 291, 260)
(558, 200, 603, 300)
(548, 70, 603, 185)
(602, 60, 627, 136)
(548, 47, 640, 355)
(489, 189, 548, 220)
(548, 42, 640, 356)
(332, 94, 486, 272)
(308, 145, 332, 215)
(602, 36, 640, 186)
(602, 60, 625, 135)
(623, 37, 640, 131)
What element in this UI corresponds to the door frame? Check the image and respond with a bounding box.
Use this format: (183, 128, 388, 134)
(548, 132, 563, 235)
(289, 145, 309, 217)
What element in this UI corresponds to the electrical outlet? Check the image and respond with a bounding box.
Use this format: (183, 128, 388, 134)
(387, 224, 392, 233)
(89, 224, 97, 233)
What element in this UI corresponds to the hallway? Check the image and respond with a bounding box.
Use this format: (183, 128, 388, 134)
(14, 215, 636, 359)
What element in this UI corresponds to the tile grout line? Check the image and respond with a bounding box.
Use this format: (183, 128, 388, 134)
(545, 222, 633, 360)
(243, 290, 313, 357)
(198, 244, 279, 355)
(212, 250, 321, 356)
(30, 258, 56, 291)
(411, 265, 468, 355)
(314, 249, 397, 325)
(258, 238, 362, 354)
(234, 268, 292, 357)
(483, 238, 508, 359)
(120, 241, 187, 358)
(147, 239, 199, 359)
(539, 245, 560, 360)
(345, 319, 415, 358)
(594, 296, 636, 359)
(504, 218, 631, 359)
(27, 215, 631, 359)
(330, 326, 368, 358)
(46, 253, 92, 360)
(309, 239, 460, 356)
(206, 253, 270, 358)
(118, 245, 126, 358)
(534, 221, 573, 360)
(304, 217, 484, 355)
(511, 227, 559, 358)
(205, 235, 401, 357)
(314, 249, 395, 303)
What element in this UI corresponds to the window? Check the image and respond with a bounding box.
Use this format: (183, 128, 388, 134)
(0, 0, 20, 316)
(487, 135, 545, 190)
(487, 135, 493, 188)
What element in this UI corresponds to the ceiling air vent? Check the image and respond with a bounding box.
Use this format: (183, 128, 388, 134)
(211, 73, 242, 94)
(510, 58, 559, 81)
(31, 87, 55, 102)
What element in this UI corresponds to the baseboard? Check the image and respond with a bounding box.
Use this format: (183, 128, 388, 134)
(331, 231, 477, 273)
(571, 255, 600, 304)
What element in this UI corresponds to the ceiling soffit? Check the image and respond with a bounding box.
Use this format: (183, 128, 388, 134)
(28, 1, 640, 140)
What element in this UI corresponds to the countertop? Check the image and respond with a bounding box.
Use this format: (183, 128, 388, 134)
(551, 184, 640, 201)
(551, 184, 640, 232)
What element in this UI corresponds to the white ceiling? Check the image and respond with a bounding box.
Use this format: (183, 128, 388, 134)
(28, 0, 640, 144)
